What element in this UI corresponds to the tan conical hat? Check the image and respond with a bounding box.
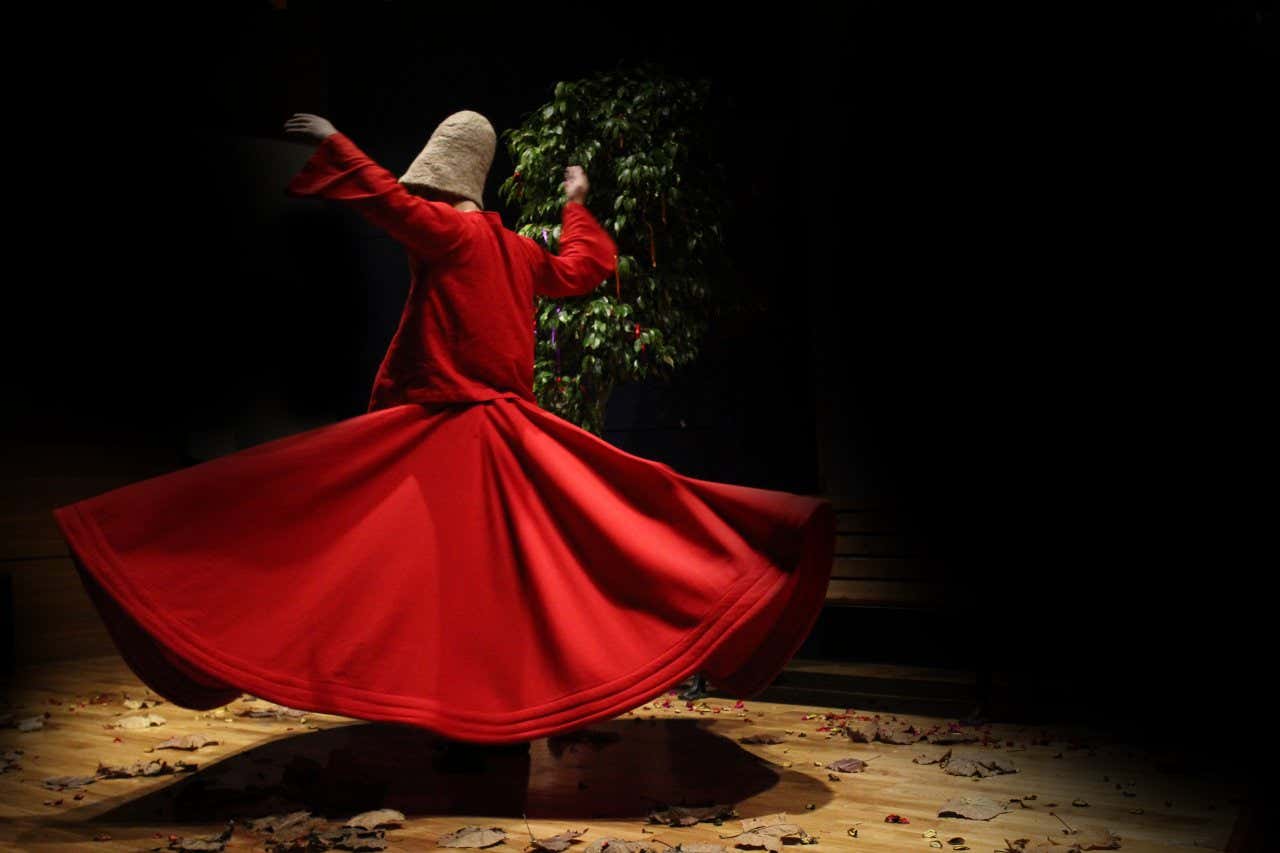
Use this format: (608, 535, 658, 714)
(398, 110, 496, 210)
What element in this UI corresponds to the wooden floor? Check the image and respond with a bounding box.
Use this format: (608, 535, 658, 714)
(0, 656, 1248, 852)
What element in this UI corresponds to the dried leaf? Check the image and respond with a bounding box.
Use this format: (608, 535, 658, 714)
(677, 844, 729, 853)
(1, 748, 23, 774)
(878, 720, 922, 744)
(738, 732, 786, 744)
(529, 827, 588, 852)
(236, 700, 309, 720)
(649, 804, 737, 826)
(719, 814, 813, 849)
(155, 732, 218, 750)
(732, 832, 782, 852)
(438, 825, 506, 848)
(928, 726, 981, 744)
(943, 749, 1019, 777)
(42, 774, 98, 789)
(244, 809, 315, 833)
(582, 841, 664, 853)
(96, 757, 197, 778)
(827, 757, 868, 773)
(307, 825, 389, 851)
(115, 712, 167, 729)
(245, 810, 330, 843)
(122, 694, 163, 709)
(943, 755, 988, 777)
(1052, 828, 1121, 850)
(17, 716, 44, 731)
(737, 813, 791, 833)
(845, 720, 880, 742)
(914, 749, 949, 764)
(740, 825, 804, 839)
(170, 820, 234, 852)
(938, 796, 1014, 820)
(344, 808, 406, 831)
(727, 823, 813, 852)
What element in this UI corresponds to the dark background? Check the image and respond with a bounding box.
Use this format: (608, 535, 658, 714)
(4, 2, 1271, 752)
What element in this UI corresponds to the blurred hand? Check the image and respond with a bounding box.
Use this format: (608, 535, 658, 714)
(562, 165, 589, 204)
(284, 112, 338, 143)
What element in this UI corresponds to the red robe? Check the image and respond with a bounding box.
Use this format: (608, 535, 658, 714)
(51, 132, 835, 743)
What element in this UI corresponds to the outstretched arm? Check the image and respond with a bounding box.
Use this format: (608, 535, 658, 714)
(522, 166, 618, 298)
(282, 113, 468, 263)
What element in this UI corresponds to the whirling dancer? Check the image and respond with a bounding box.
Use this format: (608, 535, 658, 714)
(51, 109, 835, 744)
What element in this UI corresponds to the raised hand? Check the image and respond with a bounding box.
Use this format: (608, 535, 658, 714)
(284, 112, 338, 144)
(562, 165, 589, 204)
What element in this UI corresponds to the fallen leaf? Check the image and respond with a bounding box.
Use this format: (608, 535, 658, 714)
(342, 808, 406, 831)
(738, 732, 787, 744)
(582, 841, 664, 853)
(312, 825, 389, 850)
(938, 796, 1014, 821)
(170, 820, 234, 852)
(736, 813, 791, 833)
(1061, 828, 1121, 849)
(999, 828, 1120, 852)
(114, 713, 167, 729)
(943, 749, 1019, 778)
(1, 749, 23, 774)
(96, 757, 198, 778)
(845, 720, 880, 742)
(155, 732, 218, 750)
(236, 700, 309, 720)
(649, 804, 737, 826)
(928, 727, 981, 744)
(41, 774, 97, 790)
(122, 694, 163, 710)
(243, 810, 329, 843)
(878, 720, 922, 744)
(438, 825, 506, 848)
(726, 825, 812, 851)
(528, 827, 588, 852)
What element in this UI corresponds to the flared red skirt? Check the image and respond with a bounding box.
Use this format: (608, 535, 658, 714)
(52, 395, 835, 743)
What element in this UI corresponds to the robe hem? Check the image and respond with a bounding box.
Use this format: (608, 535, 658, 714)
(52, 465, 833, 743)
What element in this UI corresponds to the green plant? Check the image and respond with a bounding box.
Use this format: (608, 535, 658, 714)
(498, 60, 737, 435)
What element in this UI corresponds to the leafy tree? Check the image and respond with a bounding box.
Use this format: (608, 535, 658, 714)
(498, 61, 737, 435)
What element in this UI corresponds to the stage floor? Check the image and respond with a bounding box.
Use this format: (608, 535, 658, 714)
(0, 655, 1250, 852)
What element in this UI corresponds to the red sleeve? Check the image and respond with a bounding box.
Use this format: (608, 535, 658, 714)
(285, 132, 468, 263)
(522, 202, 618, 298)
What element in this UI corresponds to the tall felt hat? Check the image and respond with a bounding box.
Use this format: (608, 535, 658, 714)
(398, 110, 496, 210)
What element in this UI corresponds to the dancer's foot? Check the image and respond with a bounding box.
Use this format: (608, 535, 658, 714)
(677, 672, 710, 701)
